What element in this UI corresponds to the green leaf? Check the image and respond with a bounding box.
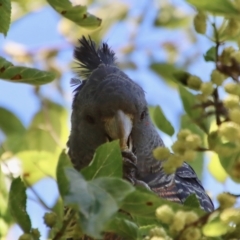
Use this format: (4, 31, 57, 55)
(121, 187, 204, 226)
(204, 47, 216, 62)
(0, 134, 25, 158)
(173, 70, 191, 86)
(91, 177, 134, 204)
(18, 151, 57, 184)
(203, 218, 229, 237)
(181, 114, 205, 179)
(218, 144, 240, 183)
(183, 194, 201, 209)
(0, 107, 25, 136)
(0, 57, 55, 85)
(151, 105, 174, 136)
(0, 0, 11, 36)
(81, 140, 122, 180)
(150, 62, 180, 87)
(207, 152, 228, 183)
(56, 151, 71, 197)
(154, 5, 189, 29)
(47, 0, 101, 29)
(179, 85, 210, 133)
(138, 225, 157, 239)
(105, 216, 138, 240)
(22, 100, 68, 154)
(64, 168, 134, 238)
(0, 168, 13, 238)
(13, 102, 68, 185)
(187, 0, 239, 17)
(8, 177, 31, 233)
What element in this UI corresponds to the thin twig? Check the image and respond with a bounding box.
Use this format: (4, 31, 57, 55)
(212, 22, 222, 126)
(52, 208, 76, 240)
(25, 179, 52, 211)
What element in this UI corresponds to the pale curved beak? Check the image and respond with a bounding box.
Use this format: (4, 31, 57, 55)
(104, 110, 133, 151)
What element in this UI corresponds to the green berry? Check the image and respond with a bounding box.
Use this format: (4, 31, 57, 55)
(185, 211, 199, 224)
(200, 82, 214, 96)
(150, 237, 165, 240)
(183, 150, 196, 162)
(18, 234, 32, 240)
(172, 140, 186, 154)
(226, 18, 240, 37)
(224, 83, 240, 95)
(220, 46, 235, 65)
(231, 159, 240, 180)
(220, 208, 240, 224)
(43, 212, 57, 228)
(182, 227, 201, 240)
(171, 211, 186, 232)
(31, 228, 41, 239)
(149, 227, 166, 237)
(217, 193, 236, 209)
(193, 11, 207, 34)
(163, 161, 176, 174)
(234, 0, 240, 11)
(229, 108, 240, 124)
(185, 134, 201, 149)
(155, 205, 174, 224)
(187, 75, 202, 90)
(177, 129, 192, 140)
(231, 51, 240, 63)
(195, 93, 208, 102)
(211, 69, 226, 86)
(223, 95, 239, 109)
(153, 147, 171, 160)
(219, 121, 240, 141)
(168, 154, 184, 167)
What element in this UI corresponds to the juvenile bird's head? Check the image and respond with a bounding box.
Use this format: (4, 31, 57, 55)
(68, 37, 163, 176)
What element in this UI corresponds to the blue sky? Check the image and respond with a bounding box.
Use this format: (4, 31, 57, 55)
(1, 1, 239, 239)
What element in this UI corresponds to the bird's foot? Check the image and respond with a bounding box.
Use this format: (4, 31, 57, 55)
(122, 150, 137, 184)
(122, 151, 137, 178)
(134, 179, 151, 191)
(122, 151, 137, 168)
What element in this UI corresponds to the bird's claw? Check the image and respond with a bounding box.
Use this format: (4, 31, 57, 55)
(122, 151, 137, 167)
(134, 179, 151, 191)
(123, 173, 151, 191)
(122, 151, 151, 191)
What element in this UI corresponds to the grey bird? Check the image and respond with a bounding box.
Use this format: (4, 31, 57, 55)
(66, 36, 214, 239)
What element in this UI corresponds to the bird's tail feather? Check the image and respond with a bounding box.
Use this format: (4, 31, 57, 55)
(74, 36, 116, 79)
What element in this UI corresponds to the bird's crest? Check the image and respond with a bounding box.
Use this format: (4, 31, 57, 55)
(73, 36, 116, 82)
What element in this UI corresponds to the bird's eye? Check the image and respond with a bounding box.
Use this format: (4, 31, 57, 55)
(86, 115, 95, 124)
(140, 110, 147, 120)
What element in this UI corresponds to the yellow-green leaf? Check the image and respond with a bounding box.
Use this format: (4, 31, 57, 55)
(56, 151, 71, 197)
(208, 152, 228, 183)
(150, 105, 174, 136)
(0, 107, 25, 136)
(0, 0, 11, 36)
(203, 219, 229, 237)
(81, 140, 122, 180)
(47, 0, 101, 29)
(187, 0, 239, 17)
(0, 57, 55, 85)
(179, 85, 210, 133)
(17, 151, 57, 184)
(8, 177, 31, 233)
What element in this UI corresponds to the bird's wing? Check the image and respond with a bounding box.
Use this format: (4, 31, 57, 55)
(151, 162, 214, 212)
(175, 162, 214, 212)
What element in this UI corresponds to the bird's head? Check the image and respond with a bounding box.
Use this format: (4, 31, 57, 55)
(68, 37, 162, 174)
